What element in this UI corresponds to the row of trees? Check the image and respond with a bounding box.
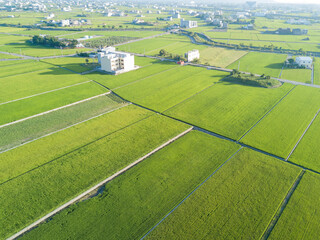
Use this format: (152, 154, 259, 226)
(30, 35, 78, 48)
(85, 36, 138, 48)
(159, 49, 187, 62)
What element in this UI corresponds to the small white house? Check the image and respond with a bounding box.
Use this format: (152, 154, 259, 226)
(98, 47, 136, 74)
(45, 13, 55, 20)
(185, 49, 200, 62)
(295, 57, 313, 68)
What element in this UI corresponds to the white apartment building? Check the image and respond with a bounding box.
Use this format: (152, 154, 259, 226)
(98, 47, 135, 74)
(295, 57, 313, 68)
(185, 49, 200, 62)
(180, 18, 198, 28)
(60, 19, 70, 27)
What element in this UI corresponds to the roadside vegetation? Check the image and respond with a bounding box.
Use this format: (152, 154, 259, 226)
(226, 70, 281, 88)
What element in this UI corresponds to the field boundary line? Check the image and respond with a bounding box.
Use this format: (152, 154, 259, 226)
(0, 112, 154, 187)
(238, 85, 297, 142)
(0, 103, 129, 154)
(0, 67, 51, 79)
(279, 61, 286, 78)
(0, 92, 110, 129)
(286, 108, 320, 161)
(112, 65, 180, 90)
(260, 170, 305, 240)
(311, 65, 314, 85)
(89, 91, 320, 176)
(163, 81, 220, 113)
(225, 51, 249, 69)
(6, 127, 193, 240)
(0, 81, 91, 106)
(140, 147, 243, 240)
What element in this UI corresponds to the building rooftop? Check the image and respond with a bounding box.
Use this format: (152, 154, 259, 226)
(296, 56, 312, 61)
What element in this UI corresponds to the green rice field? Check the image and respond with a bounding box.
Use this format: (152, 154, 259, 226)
(146, 148, 301, 239)
(0, 81, 108, 125)
(227, 51, 287, 77)
(241, 86, 320, 158)
(289, 113, 320, 172)
(0, 94, 127, 151)
(0, 66, 90, 103)
(19, 131, 240, 240)
(0, 113, 188, 239)
(269, 172, 320, 239)
(165, 81, 293, 140)
(114, 66, 229, 112)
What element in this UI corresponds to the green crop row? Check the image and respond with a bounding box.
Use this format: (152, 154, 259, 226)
(115, 67, 229, 112)
(0, 66, 90, 103)
(0, 94, 127, 151)
(0, 81, 107, 125)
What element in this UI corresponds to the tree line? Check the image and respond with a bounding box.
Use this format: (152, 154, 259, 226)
(29, 35, 78, 48)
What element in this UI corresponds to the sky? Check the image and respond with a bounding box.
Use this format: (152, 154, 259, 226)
(274, 0, 319, 4)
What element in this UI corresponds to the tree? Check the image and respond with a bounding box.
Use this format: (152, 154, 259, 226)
(192, 58, 200, 64)
(159, 49, 167, 56)
(85, 58, 89, 64)
(232, 69, 239, 75)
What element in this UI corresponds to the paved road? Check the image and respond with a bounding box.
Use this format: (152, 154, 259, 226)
(0, 51, 81, 60)
(130, 52, 320, 88)
(210, 37, 320, 45)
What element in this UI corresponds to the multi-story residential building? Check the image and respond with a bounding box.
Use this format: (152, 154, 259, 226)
(98, 47, 135, 74)
(185, 49, 200, 62)
(180, 18, 198, 28)
(295, 57, 313, 68)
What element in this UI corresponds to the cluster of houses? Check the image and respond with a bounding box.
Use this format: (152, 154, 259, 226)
(96, 47, 200, 74)
(43, 18, 91, 27)
(103, 10, 126, 17)
(285, 56, 313, 69)
(286, 18, 311, 25)
(263, 28, 308, 35)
